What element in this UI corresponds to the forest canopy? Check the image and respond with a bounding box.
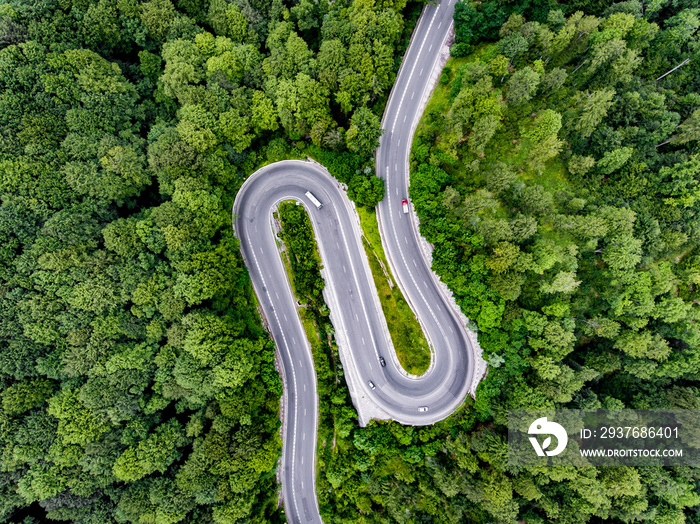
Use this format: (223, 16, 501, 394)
(0, 0, 423, 520)
(1, 0, 699, 521)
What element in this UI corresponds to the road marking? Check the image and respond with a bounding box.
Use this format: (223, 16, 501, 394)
(419, 68, 423, 76)
(259, 247, 264, 254)
(436, 304, 441, 311)
(413, 259, 417, 266)
(411, 91, 415, 99)
(438, 21, 442, 29)
(304, 409, 306, 416)
(234, 8, 466, 522)
(276, 292, 280, 299)
(355, 313, 359, 321)
(362, 337, 366, 345)
(405, 236, 408, 242)
(396, 188, 398, 195)
(449, 326, 454, 334)
(369, 363, 373, 370)
(235, 203, 311, 524)
(429, 44, 433, 52)
(284, 314, 288, 322)
(391, 0, 444, 129)
(403, 115, 407, 122)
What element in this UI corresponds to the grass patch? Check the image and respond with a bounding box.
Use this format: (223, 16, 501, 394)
(356, 205, 431, 375)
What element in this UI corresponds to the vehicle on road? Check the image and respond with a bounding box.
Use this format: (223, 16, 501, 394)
(305, 191, 323, 209)
(368, 381, 376, 390)
(418, 406, 428, 412)
(402, 199, 409, 214)
(379, 357, 386, 367)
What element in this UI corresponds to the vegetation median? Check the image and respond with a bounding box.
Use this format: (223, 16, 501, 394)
(275, 201, 361, 520)
(356, 205, 432, 375)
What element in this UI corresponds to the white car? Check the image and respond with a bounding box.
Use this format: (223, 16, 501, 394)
(368, 381, 376, 390)
(418, 406, 428, 412)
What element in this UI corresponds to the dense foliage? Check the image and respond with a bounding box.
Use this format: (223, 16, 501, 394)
(2, 0, 699, 521)
(277, 202, 326, 309)
(310, 2, 700, 523)
(0, 0, 424, 520)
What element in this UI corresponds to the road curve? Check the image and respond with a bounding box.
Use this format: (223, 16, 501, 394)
(233, 1, 477, 522)
(376, 0, 470, 384)
(376, 0, 479, 394)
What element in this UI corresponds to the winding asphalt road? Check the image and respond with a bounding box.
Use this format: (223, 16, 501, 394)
(233, 1, 476, 522)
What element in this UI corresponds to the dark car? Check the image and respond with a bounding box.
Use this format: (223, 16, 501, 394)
(379, 356, 386, 367)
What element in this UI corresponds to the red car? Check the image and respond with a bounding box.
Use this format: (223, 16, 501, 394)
(402, 199, 409, 214)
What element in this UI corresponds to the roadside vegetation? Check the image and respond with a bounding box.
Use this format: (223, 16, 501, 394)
(356, 205, 432, 375)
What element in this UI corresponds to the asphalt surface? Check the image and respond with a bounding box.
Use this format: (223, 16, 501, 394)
(375, 0, 475, 420)
(233, 1, 473, 522)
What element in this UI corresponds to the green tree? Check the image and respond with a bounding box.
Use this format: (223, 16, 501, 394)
(519, 184, 553, 216)
(251, 91, 278, 133)
(218, 108, 253, 153)
(486, 162, 517, 193)
(539, 67, 568, 95)
(469, 114, 500, 156)
(597, 147, 634, 175)
(506, 67, 540, 106)
(141, 0, 176, 43)
(498, 33, 529, 61)
(603, 235, 643, 271)
(47, 390, 110, 447)
(113, 420, 187, 482)
(527, 135, 563, 174)
(568, 155, 596, 176)
(525, 110, 562, 142)
(614, 330, 671, 360)
(2, 379, 54, 416)
(671, 108, 700, 145)
(346, 107, 384, 158)
(485, 242, 520, 274)
(540, 271, 581, 294)
(574, 88, 616, 138)
(348, 174, 385, 208)
(161, 39, 205, 100)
